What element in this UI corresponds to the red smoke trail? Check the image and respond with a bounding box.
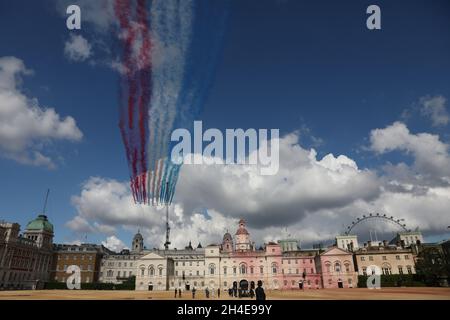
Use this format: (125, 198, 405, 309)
(136, 0, 152, 203)
(115, 0, 140, 201)
(115, 0, 152, 203)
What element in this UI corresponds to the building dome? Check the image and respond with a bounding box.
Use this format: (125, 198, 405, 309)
(236, 228, 249, 235)
(26, 214, 53, 233)
(223, 232, 232, 242)
(133, 232, 143, 240)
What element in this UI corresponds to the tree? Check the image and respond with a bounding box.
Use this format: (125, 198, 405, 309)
(415, 246, 449, 286)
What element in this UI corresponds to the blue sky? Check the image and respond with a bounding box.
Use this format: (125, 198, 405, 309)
(0, 0, 449, 250)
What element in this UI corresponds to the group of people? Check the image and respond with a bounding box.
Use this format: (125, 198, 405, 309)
(175, 280, 266, 300)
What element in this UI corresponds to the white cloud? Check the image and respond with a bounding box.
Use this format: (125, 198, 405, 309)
(369, 121, 450, 184)
(102, 235, 128, 252)
(66, 133, 382, 248)
(420, 95, 449, 127)
(64, 34, 92, 62)
(0, 56, 83, 168)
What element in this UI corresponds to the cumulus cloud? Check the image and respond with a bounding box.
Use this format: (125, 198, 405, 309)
(64, 34, 92, 62)
(420, 95, 449, 127)
(369, 121, 450, 185)
(102, 235, 129, 252)
(0, 56, 83, 168)
(66, 133, 383, 248)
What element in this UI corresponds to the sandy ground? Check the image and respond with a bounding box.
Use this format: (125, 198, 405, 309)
(0, 287, 449, 300)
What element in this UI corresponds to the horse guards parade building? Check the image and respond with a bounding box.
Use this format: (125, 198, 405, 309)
(1, 213, 448, 291)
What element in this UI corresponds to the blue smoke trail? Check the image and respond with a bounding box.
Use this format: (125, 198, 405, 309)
(145, 0, 230, 205)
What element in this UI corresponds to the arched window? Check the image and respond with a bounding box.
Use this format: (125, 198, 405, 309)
(325, 263, 331, 273)
(159, 268, 163, 276)
(271, 263, 277, 274)
(149, 266, 155, 276)
(240, 264, 246, 274)
(382, 263, 392, 275)
(140, 268, 145, 277)
(334, 262, 341, 273)
(344, 263, 350, 272)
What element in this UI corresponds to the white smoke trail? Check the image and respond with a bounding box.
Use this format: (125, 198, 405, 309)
(147, 0, 194, 173)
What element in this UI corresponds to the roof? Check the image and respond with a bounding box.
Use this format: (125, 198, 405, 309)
(236, 228, 249, 235)
(26, 214, 53, 233)
(223, 232, 232, 241)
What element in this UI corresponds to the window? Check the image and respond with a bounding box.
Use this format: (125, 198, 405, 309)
(224, 281, 227, 287)
(175, 262, 178, 266)
(345, 264, 350, 272)
(223, 267, 227, 275)
(240, 264, 246, 274)
(196, 270, 199, 276)
(272, 263, 277, 274)
(118, 271, 121, 277)
(250, 266, 254, 274)
(362, 267, 367, 276)
(159, 268, 163, 276)
(334, 263, 341, 273)
(311, 268, 314, 273)
(396, 255, 400, 260)
(404, 255, 409, 260)
(361, 256, 365, 261)
(209, 264, 215, 275)
(382, 256, 387, 261)
(260, 266, 264, 274)
(407, 266, 412, 274)
(382, 267, 391, 275)
(149, 267, 155, 276)
(233, 267, 237, 274)
(398, 267, 404, 275)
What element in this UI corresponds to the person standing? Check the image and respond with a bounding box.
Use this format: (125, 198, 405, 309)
(255, 280, 266, 301)
(217, 288, 220, 299)
(192, 287, 196, 299)
(178, 287, 182, 298)
(174, 288, 178, 298)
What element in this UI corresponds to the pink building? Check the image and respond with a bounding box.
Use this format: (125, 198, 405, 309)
(281, 253, 322, 290)
(316, 247, 358, 288)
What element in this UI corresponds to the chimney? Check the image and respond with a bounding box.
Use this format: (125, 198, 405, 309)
(383, 240, 388, 247)
(367, 240, 372, 247)
(364, 242, 367, 248)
